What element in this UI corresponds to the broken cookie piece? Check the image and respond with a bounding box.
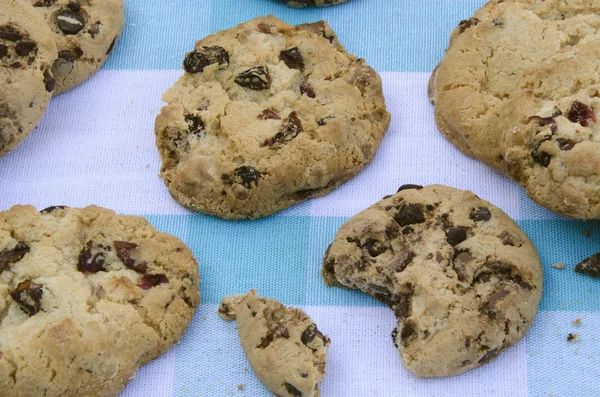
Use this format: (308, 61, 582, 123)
(219, 290, 330, 397)
(322, 184, 543, 377)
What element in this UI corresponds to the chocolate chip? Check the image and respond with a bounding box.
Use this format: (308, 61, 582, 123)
(67, 1, 81, 12)
(137, 274, 169, 290)
(233, 166, 261, 188)
(397, 184, 423, 192)
(0, 242, 30, 274)
(556, 138, 576, 151)
(393, 251, 415, 273)
(0, 26, 23, 41)
(480, 289, 509, 320)
(402, 226, 413, 234)
(567, 101, 596, 127)
(10, 279, 43, 316)
(575, 252, 600, 278)
(446, 227, 467, 246)
(531, 135, 552, 167)
(453, 251, 471, 282)
(470, 207, 491, 222)
(183, 46, 229, 73)
(400, 320, 417, 347)
(257, 109, 280, 120)
(391, 327, 399, 348)
(498, 231, 519, 247)
(78, 241, 109, 273)
(15, 41, 36, 56)
(392, 289, 413, 319)
(300, 83, 315, 98)
(33, 0, 57, 6)
(529, 116, 557, 134)
(279, 47, 304, 70)
(40, 205, 67, 213)
(395, 204, 425, 226)
(235, 66, 271, 90)
(263, 111, 303, 147)
(362, 238, 386, 257)
(43, 70, 56, 92)
(0, 44, 7, 58)
(114, 241, 147, 273)
(105, 37, 116, 55)
(56, 9, 85, 35)
(478, 348, 500, 364)
(301, 324, 329, 348)
(284, 382, 303, 397)
(458, 17, 479, 33)
(257, 324, 289, 348)
(185, 115, 204, 135)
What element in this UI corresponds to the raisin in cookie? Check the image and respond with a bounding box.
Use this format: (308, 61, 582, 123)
(500, 41, 600, 219)
(29, 0, 124, 94)
(429, 0, 600, 174)
(276, 0, 350, 7)
(0, 0, 57, 157)
(322, 184, 542, 377)
(155, 16, 390, 219)
(0, 205, 200, 397)
(219, 290, 330, 397)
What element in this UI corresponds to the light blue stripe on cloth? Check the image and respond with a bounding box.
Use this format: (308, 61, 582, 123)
(105, 0, 484, 72)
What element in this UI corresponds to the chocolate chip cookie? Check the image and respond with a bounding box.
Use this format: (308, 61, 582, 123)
(500, 41, 600, 219)
(322, 184, 543, 377)
(29, 0, 124, 94)
(430, 0, 600, 174)
(155, 16, 390, 219)
(0, 205, 200, 397)
(276, 0, 350, 7)
(0, 0, 57, 157)
(219, 290, 330, 397)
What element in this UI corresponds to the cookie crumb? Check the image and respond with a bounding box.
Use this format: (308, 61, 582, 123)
(237, 384, 244, 391)
(567, 333, 579, 343)
(583, 230, 590, 238)
(572, 318, 582, 327)
(551, 262, 565, 269)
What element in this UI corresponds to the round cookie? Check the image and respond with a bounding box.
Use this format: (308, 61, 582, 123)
(500, 41, 600, 219)
(29, 0, 125, 95)
(219, 290, 330, 397)
(0, 0, 57, 157)
(322, 184, 542, 377)
(0, 205, 200, 397)
(430, 0, 600, 174)
(276, 0, 350, 7)
(155, 15, 390, 219)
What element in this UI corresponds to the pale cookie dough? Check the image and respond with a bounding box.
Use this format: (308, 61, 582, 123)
(276, 0, 350, 7)
(322, 184, 542, 377)
(0, 205, 200, 397)
(29, 0, 125, 94)
(0, 0, 57, 157)
(500, 41, 600, 219)
(429, 0, 600, 174)
(219, 290, 330, 397)
(155, 16, 390, 219)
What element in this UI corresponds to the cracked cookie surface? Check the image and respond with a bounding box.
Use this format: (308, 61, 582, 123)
(155, 15, 390, 219)
(429, 0, 600, 174)
(500, 41, 600, 219)
(276, 0, 350, 7)
(28, 0, 124, 94)
(0, 205, 200, 397)
(322, 184, 542, 377)
(219, 290, 330, 397)
(0, 0, 57, 157)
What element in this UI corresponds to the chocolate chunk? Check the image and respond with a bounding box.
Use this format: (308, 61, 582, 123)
(43, 70, 56, 92)
(531, 135, 552, 167)
(478, 348, 500, 364)
(392, 289, 413, 319)
(183, 46, 229, 73)
(529, 116, 557, 134)
(458, 17, 479, 33)
(40, 205, 67, 213)
(0, 44, 7, 58)
(56, 9, 85, 35)
(284, 382, 303, 397)
(235, 66, 271, 90)
(263, 111, 303, 146)
(257, 324, 289, 348)
(15, 41, 36, 57)
(395, 204, 425, 226)
(0, 242, 30, 274)
(498, 231, 519, 247)
(567, 101, 596, 127)
(10, 279, 43, 316)
(470, 207, 491, 222)
(556, 138, 576, 151)
(106, 37, 116, 55)
(575, 252, 600, 278)
(400, 320, 417, 347)
(397, 184, 423, 192)
(279, 47, 304, 70)
(114, 241, 147, 273)
(137, 274, 169, 290)
(300, 83, 315, 98)
(453, 251, 471, 282)
(301, 324, 329, 348)
(446, 227, 467, 246)
(393, 251, 415, 273)
(77, 240, 109, 273)
(362, 238, 386, 257)
(0, 25, 23, 41)
(257, 109, 280, 120)
(391, 327, 399, 348)
(480, 289, 509, 320)
(233, 166, 261, 188)
(185, 115, 204, 135)
(67, 1, 81, 12)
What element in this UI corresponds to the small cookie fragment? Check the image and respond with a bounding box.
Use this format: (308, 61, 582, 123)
(567, 333, 579, 343)
(551, 262, 565, 270)
(572, 318, 582, 327)
(574, 252, 600, 279)
(219, 290, 330, 397)
(322, 184, 543, 377)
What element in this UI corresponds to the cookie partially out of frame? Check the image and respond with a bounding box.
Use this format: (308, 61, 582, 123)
(429, 0, 600, 174)
(219, 290, 330, 397)
(0, 0, 57, 157)
(28, 0, 125, 94)
(155, 15, 390, 219)
(276, 0, 350, 7)
(322, 184, 542, 377)
(0, 205, 200, 397)
(500, 41, 600, 219)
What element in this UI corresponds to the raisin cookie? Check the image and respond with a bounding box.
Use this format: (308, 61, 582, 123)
(0, 0, 57, 157)
(500, 41, 600, 219)
(276, 0, 350, 7)
(29, 0, 124, 94)
(0, 205, 200, 397)
(155, 16, 390, 219)
(429, 0, 600, 174)
(322, 184, 542, 377)
(219, 290, 330, 397)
